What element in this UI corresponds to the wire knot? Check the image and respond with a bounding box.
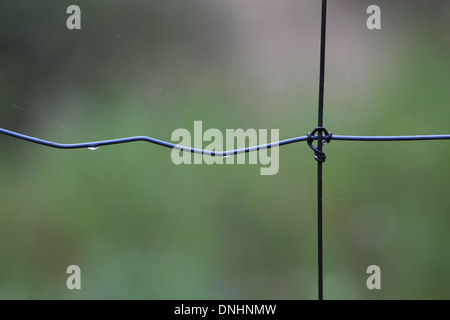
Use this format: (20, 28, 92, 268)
(307, 127, 332, 163)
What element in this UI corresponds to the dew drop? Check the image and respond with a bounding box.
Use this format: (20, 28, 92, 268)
(87, 146, 99, 151)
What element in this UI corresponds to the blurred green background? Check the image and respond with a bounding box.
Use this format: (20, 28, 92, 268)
(0, 0, 449, 299)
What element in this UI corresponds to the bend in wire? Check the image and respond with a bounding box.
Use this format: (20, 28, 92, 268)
(0, 127, 307, 157)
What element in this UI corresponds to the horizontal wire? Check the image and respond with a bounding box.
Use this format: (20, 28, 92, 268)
(1, 128, 449, 156)
(332, 134, 450, 141)
(0, 127, 306, 157)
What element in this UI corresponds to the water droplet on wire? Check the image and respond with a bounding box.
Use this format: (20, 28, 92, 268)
(87, 146, 99, 151)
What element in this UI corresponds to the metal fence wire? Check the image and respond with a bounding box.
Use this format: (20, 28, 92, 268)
(1, 0, 449, 300)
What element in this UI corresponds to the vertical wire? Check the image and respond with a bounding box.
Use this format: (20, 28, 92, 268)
(317, 0, 327, 301)
(318, 160, 323, 301)
(318, 0, 327, 128)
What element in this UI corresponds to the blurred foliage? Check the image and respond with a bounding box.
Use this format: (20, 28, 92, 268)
(0, 0, 449, 299)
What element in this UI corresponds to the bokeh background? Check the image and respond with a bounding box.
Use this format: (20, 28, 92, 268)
(0, 0, 449, 299)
